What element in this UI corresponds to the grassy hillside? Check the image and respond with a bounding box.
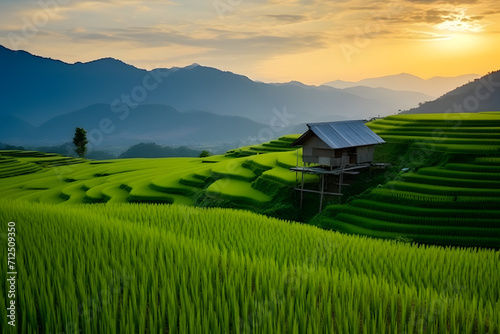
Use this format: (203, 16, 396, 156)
(0, 135, 317, 220)
(1, 201, 498, 333)
(402, 70, 500, 115)
(2, 114, 500, 248)
(1, 114, 499, 333)
(313, 112, 500, 248)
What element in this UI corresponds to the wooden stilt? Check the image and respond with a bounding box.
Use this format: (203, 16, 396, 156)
(299, 168, 305, 209)
(319, 174, 325, 212)
(338, 158, 345, 203)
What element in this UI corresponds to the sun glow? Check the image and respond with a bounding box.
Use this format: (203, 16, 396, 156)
(426, 32, 485, 57)
(435, 8, 483, 32)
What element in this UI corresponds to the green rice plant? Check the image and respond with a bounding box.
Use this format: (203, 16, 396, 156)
(328, 217, 500, 248)
(374, 126, 500, 133)
(474, 157, 500, 164)
(445, 163, 500, 173)
(386, 181, 500, 197)
(350, 199, 500, 220)
(418, 166, 500, 181)
(370, 187, 500, 207)
(0, 160, 42, 178)
(127, 182, 176, 204)
(333, 211, 500, 239)
(324, 203, 500, 228)
(399, 173, 500, 189)
(249, 145, 296, 153)
(206, 179, 271, 204)
(275, 150, 304, 169)
(0, 200, 498, 333)
(226, 136, 300, 157)
(210, 162, 257, 182)
(179, 174, 209, 188)
(376, 130, 500, 139)
(243, 154, 279, 174)
(0, 148, 301, 208)
(278, 134, 301, 142)
(150, 178, 199, 197)
(377, 135, 500, 146)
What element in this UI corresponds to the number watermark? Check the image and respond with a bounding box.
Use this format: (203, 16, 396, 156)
(6, 221, 17, 327)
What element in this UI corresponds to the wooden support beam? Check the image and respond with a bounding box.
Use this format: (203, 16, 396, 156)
(294, 188, 343, 196)
(299, 167, 305, 209)
(319, 174, 324, 212)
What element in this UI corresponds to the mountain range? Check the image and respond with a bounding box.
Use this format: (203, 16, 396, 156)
(0, 45, 494, 151)
(1, 104, 280, 149)
(324, 73, 480, 98)
(2, 44, 384, 127)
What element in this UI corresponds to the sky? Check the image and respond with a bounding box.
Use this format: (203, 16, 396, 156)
(1, 0, 500, 85)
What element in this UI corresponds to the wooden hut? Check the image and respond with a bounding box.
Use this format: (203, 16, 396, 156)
(290, 120, 386, 211)
(291, 120, 385, 168)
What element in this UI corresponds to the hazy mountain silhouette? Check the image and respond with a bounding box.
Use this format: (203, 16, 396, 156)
(4, 44, 484, 149)
(0, 45, 160, 125)
(2, 45, 406, 128)
(11, 104, 277, 148)
(0, 115, 35, 139)
(401, 70, 500, 114)
(339, 87, 433, 114)
(324, 73, 480, 98)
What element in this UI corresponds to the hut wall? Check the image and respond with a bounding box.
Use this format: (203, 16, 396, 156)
(356, 146, 375, 163)
(300, 134, 376, 167)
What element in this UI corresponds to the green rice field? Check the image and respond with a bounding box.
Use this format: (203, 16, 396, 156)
(1, 201, 498, 333)
(1, 114, 499, 333)
(314, 112, 500, 248)
(0, 135, 313, 211)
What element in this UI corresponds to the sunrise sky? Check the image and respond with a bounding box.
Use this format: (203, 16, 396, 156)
(1, 0, 499, 84)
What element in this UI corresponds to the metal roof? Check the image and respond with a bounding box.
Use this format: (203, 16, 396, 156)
(292, 120, 385, 149)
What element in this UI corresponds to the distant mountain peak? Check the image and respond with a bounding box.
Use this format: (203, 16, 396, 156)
(324, 72, 481, 97)
(79, 57, 142, 71)
(85, 57, 119, 63)
(395, 72, 420, 78)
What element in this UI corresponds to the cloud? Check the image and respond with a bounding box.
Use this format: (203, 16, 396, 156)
(1, 0, 500, 82)
(69, 25, 328, 58)
(405, 0, 478, 3)
(264, 14, 307, 23)
(70, 26, 87, 33)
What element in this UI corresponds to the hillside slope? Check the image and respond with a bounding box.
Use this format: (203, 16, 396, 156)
(312, 113, 500, 248)
(1, 113, 500, 248)
(0, 135, 311, 219)
(402, 70, 500, 114)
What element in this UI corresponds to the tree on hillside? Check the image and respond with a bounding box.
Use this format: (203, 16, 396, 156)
(199, 150, 211, 158)
(73, 127, 88, 158)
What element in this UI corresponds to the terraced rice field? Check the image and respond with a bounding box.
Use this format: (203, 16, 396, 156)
(0, 135, 315, 210)
(2, 113, 500, 249)
(315, 112, 500, 248)
(1, 115, 499, 333)
(0, 150, 86, 179)
(368, 112, 500, 154)
(226, 135, 298, 157)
